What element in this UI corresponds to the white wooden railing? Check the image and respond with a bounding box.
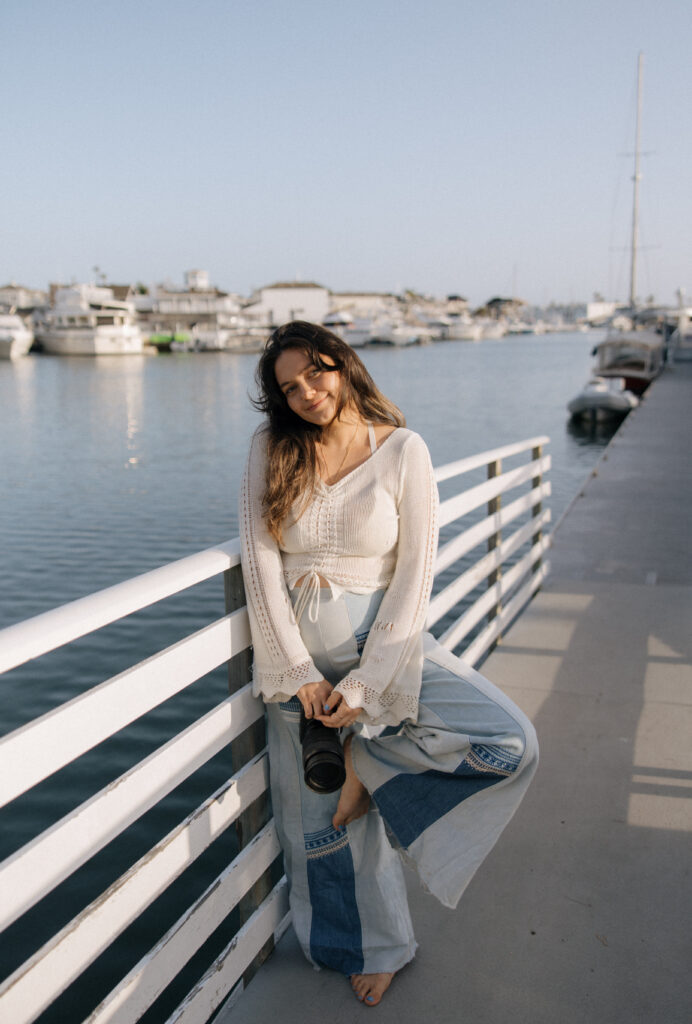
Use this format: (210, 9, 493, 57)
(0, 436, 550, 1024)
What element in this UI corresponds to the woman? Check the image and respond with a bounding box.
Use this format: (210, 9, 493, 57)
(239, 321, 538, 1006)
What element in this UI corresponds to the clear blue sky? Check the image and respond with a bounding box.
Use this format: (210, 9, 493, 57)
(4, 0, 691, 307)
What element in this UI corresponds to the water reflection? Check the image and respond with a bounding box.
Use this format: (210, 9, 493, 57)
(0, 356, 38, 422)
(565, 413, 623, 448)
(124, 366, 143, 469)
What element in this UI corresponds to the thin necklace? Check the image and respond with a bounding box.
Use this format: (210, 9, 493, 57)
(319, 420, 360, 483)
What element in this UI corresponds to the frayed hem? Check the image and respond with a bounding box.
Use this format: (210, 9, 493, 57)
(347, 942, 418, 978)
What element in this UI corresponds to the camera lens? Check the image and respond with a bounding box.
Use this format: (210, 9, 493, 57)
(300, 712, 346, 794)
(303, 748, 346, 793)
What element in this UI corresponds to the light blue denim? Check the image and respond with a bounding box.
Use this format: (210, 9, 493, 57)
(265, 587, 538, 975)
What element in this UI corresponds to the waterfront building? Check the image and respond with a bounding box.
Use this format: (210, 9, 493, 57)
(0, 282, 47, 313)
(328, 290, 401, 320)
(241, 282, 330, 327)
(586, 299, 621, 326)
(135, 271, 243, 347)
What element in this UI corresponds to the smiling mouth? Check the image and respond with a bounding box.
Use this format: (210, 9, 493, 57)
(307, 397, 327, 411)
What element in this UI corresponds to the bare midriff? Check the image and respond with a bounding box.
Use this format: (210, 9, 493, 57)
(294, 573, 331, 588)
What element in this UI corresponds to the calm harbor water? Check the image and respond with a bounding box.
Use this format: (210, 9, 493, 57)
(0, 331, 614, 1021)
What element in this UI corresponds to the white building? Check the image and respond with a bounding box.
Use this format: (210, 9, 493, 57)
(135, 271, 241, 331)
(328, 291, 401, 320)
(586, 300, 620, 325)
(184, 269, 211, 291)
(242, 282, 330, 326)
(0, 282, 47, 312)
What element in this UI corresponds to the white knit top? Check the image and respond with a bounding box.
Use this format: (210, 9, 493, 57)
(239, 425, 439, 726)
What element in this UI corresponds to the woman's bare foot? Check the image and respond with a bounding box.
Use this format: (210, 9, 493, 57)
(350, 971, 395, 1005)
(332, 735, 370, 828)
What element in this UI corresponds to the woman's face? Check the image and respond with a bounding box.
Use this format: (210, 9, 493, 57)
(274, 347, 343, 426)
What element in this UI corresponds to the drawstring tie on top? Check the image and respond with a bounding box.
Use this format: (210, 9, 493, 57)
(292, 570, 323, 624)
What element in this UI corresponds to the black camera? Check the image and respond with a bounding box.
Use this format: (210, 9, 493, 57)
(299, 710, 346, 794)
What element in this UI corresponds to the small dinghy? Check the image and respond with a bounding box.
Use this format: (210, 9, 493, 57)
(567, 376, 639, 421)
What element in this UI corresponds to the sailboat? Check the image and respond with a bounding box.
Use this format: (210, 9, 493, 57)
(591, 53, 665, 395)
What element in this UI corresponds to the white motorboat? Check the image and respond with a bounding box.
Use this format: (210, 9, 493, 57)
(340, 324, 370, 348)
(322, 313, 369, 348)
(591, 324, 664, 395)
(478, 319, 506, 340)
(36, 285, 143, 355)
(567, 376, 639, 420)
(367, 318, 420, 346)
(506, 320, 547, 336)
(445, 314, 482, 341)
(0, 311, 33, 359)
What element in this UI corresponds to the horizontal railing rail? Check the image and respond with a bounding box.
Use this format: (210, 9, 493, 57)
(0, 436, 549, 1024)
(0, 539, 242, 676)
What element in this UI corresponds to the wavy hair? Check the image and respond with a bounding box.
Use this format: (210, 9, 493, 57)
(252, 320, 405, 542)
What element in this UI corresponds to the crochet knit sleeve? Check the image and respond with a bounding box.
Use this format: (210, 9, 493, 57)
(335, 432, 439, 725)
(239, 428, 324, 700)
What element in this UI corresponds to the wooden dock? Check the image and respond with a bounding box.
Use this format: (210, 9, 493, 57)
(221, 363, 692, 1024)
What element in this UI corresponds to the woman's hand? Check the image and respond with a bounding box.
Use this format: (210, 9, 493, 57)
(315, 690, 362, 728)
(296, 679, 333, 719)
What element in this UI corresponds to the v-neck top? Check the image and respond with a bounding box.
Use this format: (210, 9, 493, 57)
(239, 424, 439, 725)
(314, 420, 379, 491)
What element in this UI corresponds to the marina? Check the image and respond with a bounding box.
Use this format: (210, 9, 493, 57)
(2, 273, 600, 359)
(2, 268, 687, 364)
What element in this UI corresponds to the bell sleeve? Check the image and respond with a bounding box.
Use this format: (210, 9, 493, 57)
(334, 432, 439, 725)
(239, 427, 325, 701)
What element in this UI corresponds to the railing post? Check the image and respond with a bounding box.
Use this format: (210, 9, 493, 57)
(531, 444, 543, 575)
(224, 564, 276, 986)
(487, 458, 502, 630)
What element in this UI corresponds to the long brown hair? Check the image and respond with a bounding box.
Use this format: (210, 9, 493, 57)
(252, 320, 405, 541)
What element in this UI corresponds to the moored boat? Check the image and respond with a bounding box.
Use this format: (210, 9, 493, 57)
(590, 55, 664, 396)
(0, 311, 33, 359)
(477, 318, 506, 340)
(322, 312, 369, 348)
(590, 325, 664, 395)
(36, 285, 143, 355)
(567, 376, 639, 420)
(445, 314, 483, 341)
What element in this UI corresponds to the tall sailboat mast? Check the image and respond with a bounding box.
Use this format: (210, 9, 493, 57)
(629, 52, 643, 309)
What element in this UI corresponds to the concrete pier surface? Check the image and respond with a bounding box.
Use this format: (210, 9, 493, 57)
(219, 364, 692, 1024)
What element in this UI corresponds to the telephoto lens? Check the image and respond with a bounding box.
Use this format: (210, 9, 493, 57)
(299, 709, 346, 794)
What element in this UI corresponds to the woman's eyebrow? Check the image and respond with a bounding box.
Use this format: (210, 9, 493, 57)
(277, 362, 315, 389)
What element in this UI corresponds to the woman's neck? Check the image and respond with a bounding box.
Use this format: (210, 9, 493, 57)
(318, 408, 363, 447)
(315, 408, 368, 485)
